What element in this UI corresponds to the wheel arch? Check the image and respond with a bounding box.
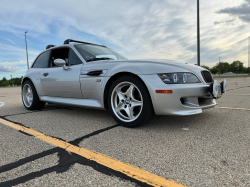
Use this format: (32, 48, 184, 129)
(103, 72, 152, 111)
(21, 77, 36, 88)
(21, 76, 46, 110)
(22, 77, 34, 87)
(21, 77, 40, 97)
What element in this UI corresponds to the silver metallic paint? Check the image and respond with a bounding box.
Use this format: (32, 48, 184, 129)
(40, 96, 104, 109)
(22, 44, 217, 116)
(54, 58, 68, 70)
(40, 64, 83, 98)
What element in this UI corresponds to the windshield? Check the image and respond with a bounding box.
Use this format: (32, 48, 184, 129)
(75, 44, 127, 62)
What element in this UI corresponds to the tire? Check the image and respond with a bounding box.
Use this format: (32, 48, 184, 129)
(108, 75, 154, 127)
(22, 80, 45, 110)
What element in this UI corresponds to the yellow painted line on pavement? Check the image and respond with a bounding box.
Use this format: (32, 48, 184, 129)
(0, 118, 186, 187)
(215, 106, 250, 111)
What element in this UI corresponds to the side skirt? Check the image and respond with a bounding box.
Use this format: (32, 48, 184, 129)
(40, 96, 104, 109)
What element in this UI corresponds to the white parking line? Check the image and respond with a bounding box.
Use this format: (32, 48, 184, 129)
(0, 102, 5, 107)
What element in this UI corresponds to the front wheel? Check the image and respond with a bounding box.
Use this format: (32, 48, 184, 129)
(108, 76, 154, 127)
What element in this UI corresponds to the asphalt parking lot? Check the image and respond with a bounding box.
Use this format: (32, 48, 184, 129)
(0, 77, 250, 187)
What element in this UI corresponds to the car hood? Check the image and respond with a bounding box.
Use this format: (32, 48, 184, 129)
(86, 59, 205, 75)
(128, 59, 203, 71)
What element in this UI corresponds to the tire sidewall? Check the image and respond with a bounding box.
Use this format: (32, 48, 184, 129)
(22, 80, 44, 110)
(108, 76, 152, 127)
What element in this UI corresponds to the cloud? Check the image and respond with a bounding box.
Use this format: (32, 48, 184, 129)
(0, 0, 201, 62)
(214, 19, 235, 25)
(0, 65, 19, 72)
(216, 0, 250, 23)
(0, 43, 6, 48)
(0, 0, 249, 77)
(6, 39, 16, 45)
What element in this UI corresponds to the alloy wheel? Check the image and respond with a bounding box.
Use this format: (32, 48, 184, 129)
(111, 81, 143, 122)
(23, 84, 33, 107)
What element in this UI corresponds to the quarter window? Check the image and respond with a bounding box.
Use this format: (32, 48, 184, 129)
(33, 51, 50, 68)
(68, 49, 83, 66)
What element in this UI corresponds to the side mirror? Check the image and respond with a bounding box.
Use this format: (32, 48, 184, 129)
(54, 59, 68, 70)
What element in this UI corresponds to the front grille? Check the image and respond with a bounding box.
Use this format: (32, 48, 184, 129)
(201, 71, 213, 83)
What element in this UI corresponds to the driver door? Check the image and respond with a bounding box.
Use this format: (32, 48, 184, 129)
(40, 48, 83, 98)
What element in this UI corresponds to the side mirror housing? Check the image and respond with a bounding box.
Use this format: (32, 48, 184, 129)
(54, 59, 68, 70)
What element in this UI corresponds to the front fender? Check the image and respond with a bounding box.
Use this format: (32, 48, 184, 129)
(22, 69, 46, 96)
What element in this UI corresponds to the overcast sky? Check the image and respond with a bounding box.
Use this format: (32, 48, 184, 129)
(0, 0, 249, 79)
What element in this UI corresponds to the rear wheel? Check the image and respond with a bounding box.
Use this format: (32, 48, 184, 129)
(108, 76, 154, 127)
(22, 80, 45, 110)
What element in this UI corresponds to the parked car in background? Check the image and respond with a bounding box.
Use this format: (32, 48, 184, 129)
(223, 72, 234, 75)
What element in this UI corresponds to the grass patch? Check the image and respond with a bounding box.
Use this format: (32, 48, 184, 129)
(0, 86, 21, 88)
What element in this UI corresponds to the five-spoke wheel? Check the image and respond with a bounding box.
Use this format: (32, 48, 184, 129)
(111, 82, 143, 122)
(23, 84, 33, 107)
(22, 80, 45, 110)
(108, 76, 154, 127)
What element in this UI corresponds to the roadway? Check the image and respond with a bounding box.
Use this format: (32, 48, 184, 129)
(0, 77, 250, 186)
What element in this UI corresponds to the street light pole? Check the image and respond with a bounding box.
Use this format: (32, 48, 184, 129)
(197, 0, 200, 66)
(25, 31, 29, 69)
(248, 36, 250, 75)
(219, 57, 221, 76)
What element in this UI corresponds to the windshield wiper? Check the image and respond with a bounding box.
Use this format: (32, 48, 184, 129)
(86, 57, 114, 62)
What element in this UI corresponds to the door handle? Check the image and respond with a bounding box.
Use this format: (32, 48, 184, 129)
(43, 73, 49, 77)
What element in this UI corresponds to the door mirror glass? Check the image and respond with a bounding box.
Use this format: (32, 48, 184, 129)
(54, 59, 68, 70)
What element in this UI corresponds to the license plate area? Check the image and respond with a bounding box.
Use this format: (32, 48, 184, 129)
(217, 85, 222, 98)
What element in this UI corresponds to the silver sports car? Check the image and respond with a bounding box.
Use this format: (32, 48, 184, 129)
(21, 39, 226, 127)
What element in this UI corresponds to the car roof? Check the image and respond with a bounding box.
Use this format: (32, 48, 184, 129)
(46, 39, 106, 50)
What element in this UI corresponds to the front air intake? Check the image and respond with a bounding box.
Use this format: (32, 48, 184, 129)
(201, 71, 213, 83)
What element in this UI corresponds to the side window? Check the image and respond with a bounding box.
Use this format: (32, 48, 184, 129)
(33, 51, 50, 68)
(68, 49, 83, 66)
(49, 48, 69, 67)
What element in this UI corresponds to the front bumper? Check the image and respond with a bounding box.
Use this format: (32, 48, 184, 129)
(139, 74, 216, 115)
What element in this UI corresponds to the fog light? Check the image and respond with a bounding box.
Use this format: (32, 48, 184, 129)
(220, 79, 227, 93)
(210, 80, 218, 98)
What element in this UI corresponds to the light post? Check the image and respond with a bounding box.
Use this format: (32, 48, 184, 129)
(25, 31, 29, 69)
(248, 36, 250, 75)
(219, 57, 221, 76)
(197, 0, 200, 66)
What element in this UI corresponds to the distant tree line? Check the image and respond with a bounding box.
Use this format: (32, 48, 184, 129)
(0, 77, 23, 87)
(201, 60, 250, 75)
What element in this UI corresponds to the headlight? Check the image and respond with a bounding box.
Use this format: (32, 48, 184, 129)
(158, 73, 201, 84)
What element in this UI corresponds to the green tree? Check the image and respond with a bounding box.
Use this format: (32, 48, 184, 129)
(217, 62, 230, 74)
(210, 66, 219, 74)
(229, 60, 245, 73)
(201, 65, 210, 71)
(246, 67, 250, 74)
(0, 76, 22, 87)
